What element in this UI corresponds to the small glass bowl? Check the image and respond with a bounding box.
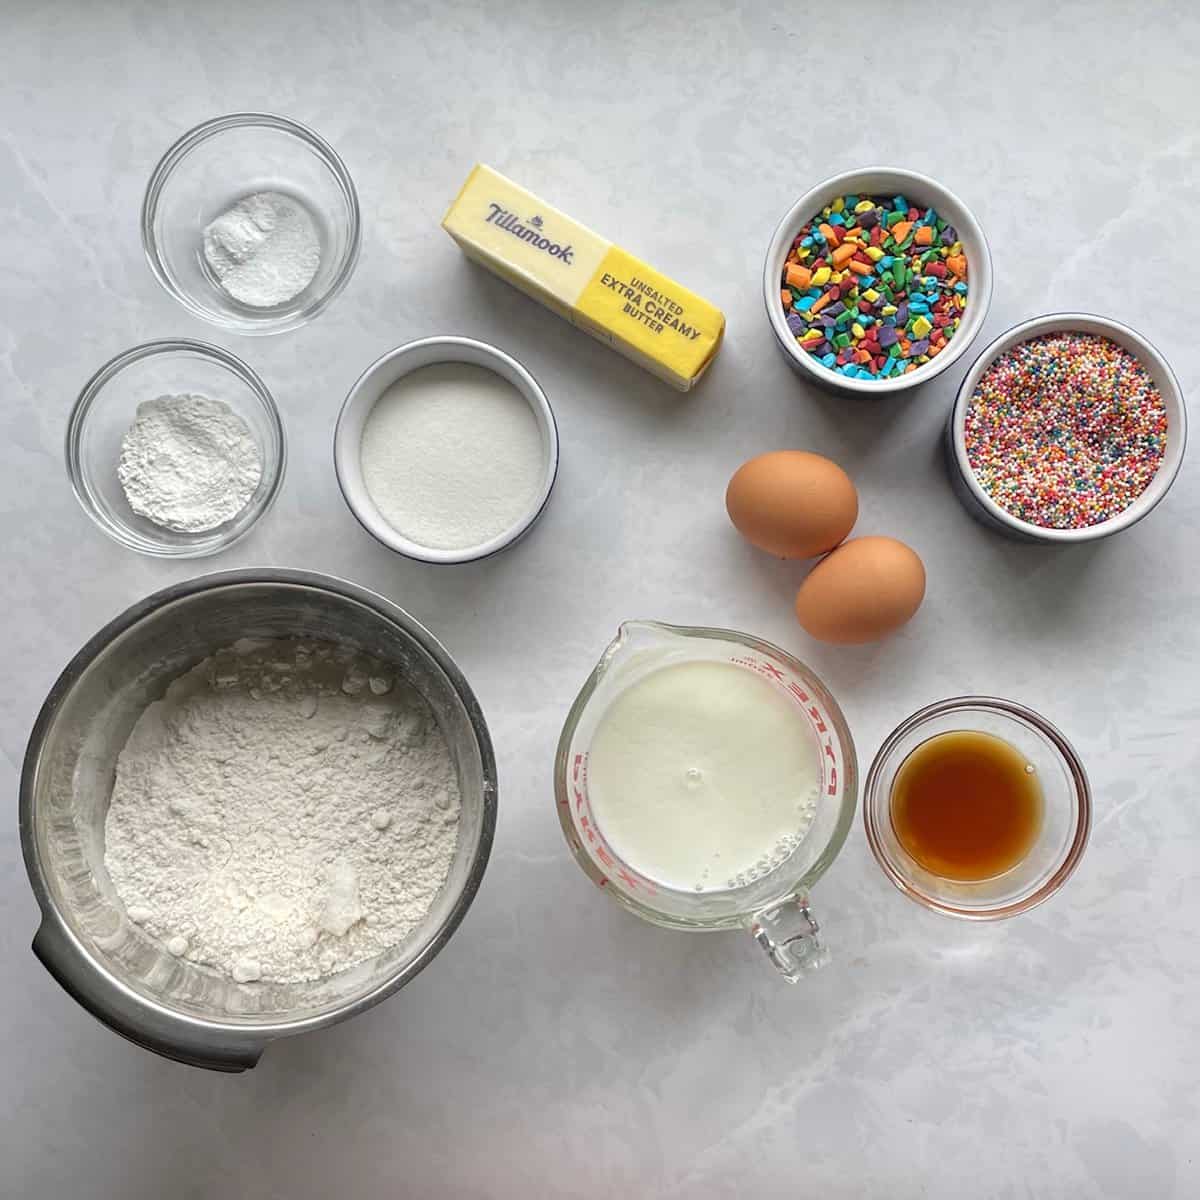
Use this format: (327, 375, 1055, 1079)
(65, 339, 286, 557)
(864, 697, 1091, 919)
(141, 113, 361, 335)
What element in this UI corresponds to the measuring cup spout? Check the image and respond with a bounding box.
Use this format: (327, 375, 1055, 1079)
(749, 894, 830, 980)
(598, 620, 689, 675)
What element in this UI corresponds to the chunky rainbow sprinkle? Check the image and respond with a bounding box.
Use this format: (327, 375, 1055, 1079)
(780, 193, 968, 380)
(964, 331, 1167, 529)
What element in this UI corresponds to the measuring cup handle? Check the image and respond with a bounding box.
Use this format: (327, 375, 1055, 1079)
(748, 893, 830, 981)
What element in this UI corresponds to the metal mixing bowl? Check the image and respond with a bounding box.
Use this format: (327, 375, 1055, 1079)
(19, 570, 497, 1071)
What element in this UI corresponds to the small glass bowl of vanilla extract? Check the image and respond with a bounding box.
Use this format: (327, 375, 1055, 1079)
(863, 697, 1091, 919)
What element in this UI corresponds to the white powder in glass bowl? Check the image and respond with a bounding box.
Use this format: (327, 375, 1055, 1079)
(117, 392, 262, 532)
(202, 190, 322, 309)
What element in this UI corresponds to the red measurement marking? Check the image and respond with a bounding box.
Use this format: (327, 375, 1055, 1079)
(808, 706, 827, 734)
(788, 681, 811, 704)
(760, 660, 785, 681)
(616, 867, 641, 891)
(572, 754, 582, 782)
(827, 765, 838, 795)
(574, 786, 586, 812)
(596, 845, 615, 868)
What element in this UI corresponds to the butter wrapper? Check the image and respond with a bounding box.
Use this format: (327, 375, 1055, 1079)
(442, 164, 724, 391)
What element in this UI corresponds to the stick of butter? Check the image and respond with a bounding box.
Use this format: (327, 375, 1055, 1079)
(442, 165, 725, 391)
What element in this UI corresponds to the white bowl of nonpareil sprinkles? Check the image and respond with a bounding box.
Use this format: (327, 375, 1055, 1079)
(334, 337, 559, 564)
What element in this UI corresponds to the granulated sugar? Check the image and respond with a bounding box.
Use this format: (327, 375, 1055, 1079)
(359, 362, 546, 550)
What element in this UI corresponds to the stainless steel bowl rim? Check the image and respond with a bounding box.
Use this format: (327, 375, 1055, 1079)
(20, 568, 497, 1051)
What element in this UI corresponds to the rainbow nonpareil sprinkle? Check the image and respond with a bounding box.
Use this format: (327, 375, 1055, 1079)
(964, 331, 1167, 529)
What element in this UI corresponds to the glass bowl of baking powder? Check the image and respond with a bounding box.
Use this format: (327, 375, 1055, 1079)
(141, 112, 361, 334)
(66, 339, 286, 556)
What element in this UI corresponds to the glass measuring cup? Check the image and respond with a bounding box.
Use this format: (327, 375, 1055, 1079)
(554, 621, 857, 980)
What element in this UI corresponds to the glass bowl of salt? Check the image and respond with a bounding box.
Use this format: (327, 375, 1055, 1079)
(141, 112, 361, 335)
(65, 339, 286, 557)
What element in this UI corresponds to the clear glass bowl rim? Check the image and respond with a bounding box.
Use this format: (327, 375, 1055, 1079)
(64, 337, 287, 558)
(863, 694, 1092, 920)
(139, 111, 362, 332)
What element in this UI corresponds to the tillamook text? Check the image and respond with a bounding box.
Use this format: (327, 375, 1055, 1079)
(485, 203, 574, 263)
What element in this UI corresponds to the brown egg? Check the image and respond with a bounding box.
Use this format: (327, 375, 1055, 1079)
(794, 536, 926, 644)
(726, 451, 858, 559)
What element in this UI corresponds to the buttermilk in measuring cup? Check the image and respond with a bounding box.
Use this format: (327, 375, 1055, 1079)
(585, 660, 820, 892)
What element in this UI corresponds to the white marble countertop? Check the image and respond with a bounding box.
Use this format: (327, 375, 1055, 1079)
(3, 2, 1198, 1196)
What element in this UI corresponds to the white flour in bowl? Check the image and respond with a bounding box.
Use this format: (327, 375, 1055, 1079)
(103, 638, 461, 984)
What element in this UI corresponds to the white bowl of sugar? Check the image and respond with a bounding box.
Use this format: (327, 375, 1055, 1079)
(334, 337, 559, 564)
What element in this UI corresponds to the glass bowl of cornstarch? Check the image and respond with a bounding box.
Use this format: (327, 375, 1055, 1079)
(141, 112, 361, 334)
(66, 339, 285, 556)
